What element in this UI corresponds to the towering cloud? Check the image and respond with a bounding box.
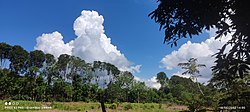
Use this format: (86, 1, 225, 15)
(35, 10, 141, 73)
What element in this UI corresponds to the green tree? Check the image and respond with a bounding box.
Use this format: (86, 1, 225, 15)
(170, 84, 185, 101)
(9, 45, 28, 73)
(156, 72, 169, 94)
(177, 58, 206, 111)
(24, 50, 46, 101)
(28, 50, 45, 68)
(0, 69, 14, 99)
(107, 71, 134, 102)
(33, 74, 47, 101)
(146, 88, 160, 103)
(81, 83, 98, 102)
(68, 56, 87, 101)
(42, 53, 56, 101)
(150, 1, 250, 106)
(129, 81, 148, 103)
(56, 54, 71, 80)
(92, 61, 120, 112)
(43, 54, 56, 86)
(0, 42, 12, 68)
(178, 58, 205, 95)
(156, 72, 168, 87)
(25, 66, 40, 100)
(169, 75, 196, 93)
(52, 79, 73, 101)
(211, 62, 250, 110)
(169, 75, 208, 111)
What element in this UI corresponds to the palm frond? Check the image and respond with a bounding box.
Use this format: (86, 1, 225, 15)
(178, 63, 190, 67)
(197, 64, 206, 67)
(182, 70, 189, 75)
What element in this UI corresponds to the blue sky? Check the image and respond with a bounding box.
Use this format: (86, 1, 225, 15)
(0, 0, 214, 84)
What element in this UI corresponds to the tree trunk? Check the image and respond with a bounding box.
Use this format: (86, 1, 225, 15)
(100, 99, 106, 112)
(195, 77, 204, 95)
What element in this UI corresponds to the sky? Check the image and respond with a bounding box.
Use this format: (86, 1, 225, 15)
(0, 0, 230, 89)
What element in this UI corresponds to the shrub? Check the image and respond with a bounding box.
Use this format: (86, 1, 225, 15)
(90, 105, 95, 109)
(159, 104, 162, 109)
(124, 104, 133, 110)
(150, 104, 155, 109)
(109, 103, 117, 109)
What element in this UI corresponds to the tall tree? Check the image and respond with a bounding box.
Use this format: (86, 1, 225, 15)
(156, 72, 169, 94)
(43, 53, 56, 86)
(28, 50, 45, 68)
(92, 61, 120, 112)
(25, 66, 40, 100)
(0, 42, 12, 68)
(52, 79, 73, 101)
(156, 72, 168, 86)
(33, 74, 47, 101)
(107, 71, 134, 102)
(9, 45, 28, 73)
(178, 58, 205, 95)
(68, 56, 87, 101)
(130, 81, 147, 103)
(25, 50, 45, 101)
(56, 54, 71, 80)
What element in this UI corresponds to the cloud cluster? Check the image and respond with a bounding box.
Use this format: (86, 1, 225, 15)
(35, 32, 73, 58)
(161, 32, 232, 83)
(145, 76, 161, 89)
(35, 10, 140, 73)
(134, 76, 161, 89)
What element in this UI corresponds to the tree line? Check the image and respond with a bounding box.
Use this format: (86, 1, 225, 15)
(1, 42, 249, 111)
(0, 43, 209, 103)
(0, 42, 202, 103)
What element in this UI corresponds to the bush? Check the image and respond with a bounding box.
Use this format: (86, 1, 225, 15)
(109, 103, 117, 109)
(12, 94, 31, 100)
(150, 105, 155, 108)
(124, 103, 133, 110)
(159, 103, 162, 109)
(90, 105, 95, 109)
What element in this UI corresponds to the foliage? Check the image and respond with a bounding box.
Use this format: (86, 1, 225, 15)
(28, 50, 45, 68)
(211, 55, 250, 110)
(149, 0, 250, 58)
(178, 58, 205, 95)
(124, 103, 133, 110)
(156, 72, 168, 86)
(0, 42, 231, 111)
(9, 45, 28, 73)
(0, 42, 12, 68)
(156, 72, 170, 94)
(150, 1, 250, 110)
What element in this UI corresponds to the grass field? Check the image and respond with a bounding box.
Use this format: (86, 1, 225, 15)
(0, 100, 187, 112)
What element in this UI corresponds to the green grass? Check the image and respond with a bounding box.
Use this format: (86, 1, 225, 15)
(0, 100, 187, 112)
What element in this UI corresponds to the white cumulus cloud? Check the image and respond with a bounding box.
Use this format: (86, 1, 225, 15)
(134, 76, 161, 89)
(35, 10, 140, 73)
(160, 31, 232, 83)
(145, 76, 161, 89)
(35, 31, 73, 58)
